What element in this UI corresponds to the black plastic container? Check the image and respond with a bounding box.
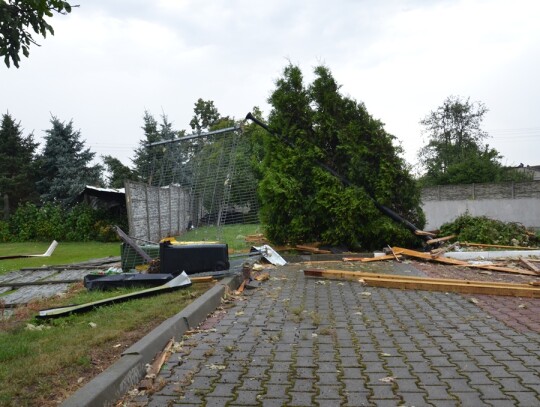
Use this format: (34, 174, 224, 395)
(160, 242, 229, 275)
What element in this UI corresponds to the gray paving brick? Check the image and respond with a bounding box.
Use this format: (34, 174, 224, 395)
(116, 264, 540, 407)
(288, 391, 315, 406)
(204, 396, 235, 407)
(506, 392, 540, 406)
(315, 385, 342, 399)
(232, 390, 262, 405)
(342, 391, 370, 406)
(399, 391, 430, 407)
(291, 378, 317, 392)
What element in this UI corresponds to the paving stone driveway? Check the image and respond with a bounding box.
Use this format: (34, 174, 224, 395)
(129, 264, 540, 406)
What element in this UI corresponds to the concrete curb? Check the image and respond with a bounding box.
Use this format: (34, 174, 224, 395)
(61, 273, 243, 407)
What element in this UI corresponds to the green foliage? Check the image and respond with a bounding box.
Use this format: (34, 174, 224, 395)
(0, 113, 39, 217)
(418, 96, 518, 186)
(259, 64, 424, 250)
(4, 202, 125, 242)
(131, 111, 183, 183)
(0, 0, 74, 68)
(102, 155, 134, 188)
(190, 98, 221, 133)
(440, 212, 538, 247)
(36, 117, 103, 204)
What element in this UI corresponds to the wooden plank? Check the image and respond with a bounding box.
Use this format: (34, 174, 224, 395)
(303, 269, 540, 298)
(387, 245, 402, 262)
(296, 245, 332, 254)
(519, 258, 540, 273)
(343, 254, 403, 262)
(461, 242, 539, 250)
(392, 247, 538, 276)
(426, 235, 456, 245)
(414, 230, 437, 237)
(431, 241, 460, 259)
(115, 226, 153, 262)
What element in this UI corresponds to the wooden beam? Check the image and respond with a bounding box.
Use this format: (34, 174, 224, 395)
(392, 247, 538, 276)
(303, 269, 540, 298)
(414, 230, 437, 237)
(430, 241, 460, 259)
(342, 254, 403, 262)
(519, 258, 540, 274)
(296, 245, 332, 254)
(426, 235, 456, 245)
(461, 242, 539, 250)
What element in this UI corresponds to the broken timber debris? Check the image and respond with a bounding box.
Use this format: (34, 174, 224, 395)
(520, 258, 540, 273)
(392, 247, 538, 276)
(430, 241, 460, 259)
(295, 245, 332, 254)
(343, 254, 403, 262)
(426, 235, 456, 245)
(303, 269, 540, 298)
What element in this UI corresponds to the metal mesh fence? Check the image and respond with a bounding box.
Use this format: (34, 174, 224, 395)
(122, 125, 261, 271)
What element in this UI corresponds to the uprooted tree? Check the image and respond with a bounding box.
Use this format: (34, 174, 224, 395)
(258, 64, 425, 250)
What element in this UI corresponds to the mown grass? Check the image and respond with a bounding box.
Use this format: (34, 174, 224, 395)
(177, 223, 263, 252)
(0, 282, 212, 407)
(0, 241, 120, 276)
(0, 224, 264, 276)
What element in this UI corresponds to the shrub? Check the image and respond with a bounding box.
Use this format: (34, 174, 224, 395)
(5, 202, 123, 242)
(440, 212, 538, 247)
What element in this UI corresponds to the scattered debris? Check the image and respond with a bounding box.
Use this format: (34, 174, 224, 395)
(343, 253, 403, 262)
(295, 245, 332, 254)
(145, 338, 175, 381)
(207, 364, 226, 370)
(89, 322, 97, 328)
(379, 376, 396, 383)
(520, 258, 540, 273)
(37, 272, 192, 318)
(303, 269, 540, 298)
(254, 272, 270, 281)
(469, 298, 480, 304)
(392, 247, 538, 276)
(426, 235, 456, 245)
(252, 245, 287, 266)
(430, 241, 460, 259)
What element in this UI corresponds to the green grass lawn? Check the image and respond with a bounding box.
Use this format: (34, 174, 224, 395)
(176, 223, 263, 252)
(0, 282, 213, 407)
(0, 241, 121, 276)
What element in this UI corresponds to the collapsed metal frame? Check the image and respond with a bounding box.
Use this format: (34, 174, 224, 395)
(126, 124, 259, 243)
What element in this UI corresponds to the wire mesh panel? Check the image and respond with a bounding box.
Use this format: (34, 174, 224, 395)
(125, 126, 260, 253)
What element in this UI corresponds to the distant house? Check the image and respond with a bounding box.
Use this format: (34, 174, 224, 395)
(515, 164, 540, 181)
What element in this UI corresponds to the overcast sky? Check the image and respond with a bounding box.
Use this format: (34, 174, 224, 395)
(2, 0, 539, 171)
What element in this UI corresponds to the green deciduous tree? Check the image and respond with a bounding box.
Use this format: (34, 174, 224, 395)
(0, 0, 74, 68)
(259, 64, 424, 250)
(189, 98, 220, 133)
(418, 96, 511, 185)
(36, 117, 103, 204)
(0, 112, 39, 218)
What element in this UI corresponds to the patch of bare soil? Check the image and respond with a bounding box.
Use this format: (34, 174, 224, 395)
(412, 260, 540, 333)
